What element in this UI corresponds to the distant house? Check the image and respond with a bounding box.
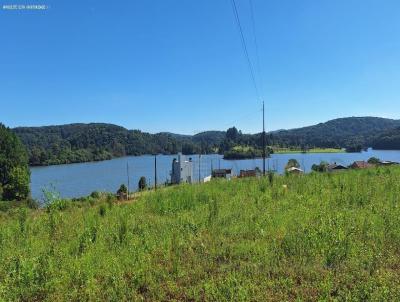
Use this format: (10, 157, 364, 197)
(212, 169, 233, 180)
(286, 167, 304, 174)
(380, 160, 399, 166)
(171, 153, 193, 184)
(239, 169, 261, 178)
(327, 163, 348, 172)
(349, 161, 373, 169)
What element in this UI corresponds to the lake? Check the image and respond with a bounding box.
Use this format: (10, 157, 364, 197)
(30, 149, 400, 200)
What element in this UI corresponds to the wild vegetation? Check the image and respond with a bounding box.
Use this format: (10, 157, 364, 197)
(272, 116, 400, 150)
(372, 127, 400, 150)
(273, 147, 343, 154)
(223, 145, 269, 160)
(13, 117, 400, 166)
(1, 167, 400, 300)
(13, 123, 212, 166)
(0, 123, 30, 201)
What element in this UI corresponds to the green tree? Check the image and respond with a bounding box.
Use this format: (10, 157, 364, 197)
(117, 184, 127, 194)
(345, 144, 362, 153)
(116, 184, 128, 200)
(311, 161, 329, 172)
(285, 159, 300, 170)
(368, 157, 381, 165)
(138, 176, 147, 191)
(226, 127, 239, 142)
(0, 124, 30, 200)
(182, 143, 196, 155)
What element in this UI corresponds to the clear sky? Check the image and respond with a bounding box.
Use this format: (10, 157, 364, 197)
(1, 0, 399, 134)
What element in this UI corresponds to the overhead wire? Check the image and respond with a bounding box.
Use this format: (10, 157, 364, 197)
(248, 0, 264, 98)
(230, 0, 261, 101)
(230, 0, 268, 173)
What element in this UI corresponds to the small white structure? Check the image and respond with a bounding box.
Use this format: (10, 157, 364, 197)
(202, 175, 212, 183)
(171, 153, 193, 184)
(380, 161, 399, 166)
(286, 167, 304, 174)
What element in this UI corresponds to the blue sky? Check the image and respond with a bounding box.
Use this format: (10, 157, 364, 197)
(1, 0, 399, 134)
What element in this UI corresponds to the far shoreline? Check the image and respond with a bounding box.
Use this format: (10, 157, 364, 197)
(28, 148, 399, 168)
(223, 148, 345, 160)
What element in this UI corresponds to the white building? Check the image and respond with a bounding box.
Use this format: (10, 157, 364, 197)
(286, 167, 304, 174)
(171, 153, 193, 184)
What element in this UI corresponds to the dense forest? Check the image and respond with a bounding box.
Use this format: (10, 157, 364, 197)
(371, 127, 400, 150)
(268, 117, 400, 150)
(13, 124, 219, 166)
(11, 116, 400, 166)
(200, 117, 400, 153)
(0, 124, 30, 200)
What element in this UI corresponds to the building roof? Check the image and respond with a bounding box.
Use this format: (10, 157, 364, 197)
(351, 161, 373, 169)
(240, 169, 257, 174)
(286, 167, 304, 173)
(328, 164, 348, 170)
(380, 161, 399, 165)
(239, 169, 260, 177)
(213, 169, 232, 174)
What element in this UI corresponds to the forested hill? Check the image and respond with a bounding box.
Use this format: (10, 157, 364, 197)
(371, 127, 400, 150)
(11, 116, 400, 166)
(269, 117, 400, 149)
(13, 124, 216, 166)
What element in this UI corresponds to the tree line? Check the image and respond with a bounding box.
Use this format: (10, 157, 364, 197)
(371, 127, 400, 150)
(13, 124, 220, 166)
(0, 123, 30, 201)
(10, 116, 400, 167)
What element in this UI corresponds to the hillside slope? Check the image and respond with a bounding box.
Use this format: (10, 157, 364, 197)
(1, 168, 400, 300)
(372, 127, 400, 150)
(13, 124, 213, 166)
(269, 117, 400, 148)
(11, 116, 400, 166)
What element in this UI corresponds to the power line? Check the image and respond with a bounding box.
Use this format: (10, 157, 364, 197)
(249, 0, 267, 175)
(230, 0, 261, 101)
(221, 109, 260, 128)
(230, 0, 267, 176)
(248, 0, 264, 96)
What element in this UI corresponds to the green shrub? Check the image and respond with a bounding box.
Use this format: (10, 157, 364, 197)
(0, 200, 12, 212)
(138, 176, 147, 191)
(99, 204, 106, 217)
(117, 184, 128, 200)
(106, 193, 115, 208)
(0, 124, 30, 201)
(90, 191, 101, 199)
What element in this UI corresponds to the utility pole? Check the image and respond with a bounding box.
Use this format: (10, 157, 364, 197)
(154, 154, 157, 190)
(198, 154, 201, 183)
(262, 101, 266, 176)
(126, 162, 130, 198)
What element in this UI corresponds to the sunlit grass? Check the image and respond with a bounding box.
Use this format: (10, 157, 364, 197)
(273, 147, 344, 154)
(1, 167, 400, 300)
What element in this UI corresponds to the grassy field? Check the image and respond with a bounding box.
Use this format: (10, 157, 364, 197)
(1, 168, 400, 301)
(273, 147, 344, 154)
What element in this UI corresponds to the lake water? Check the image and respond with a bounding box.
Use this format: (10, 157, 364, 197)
(30, 149, 400, 200)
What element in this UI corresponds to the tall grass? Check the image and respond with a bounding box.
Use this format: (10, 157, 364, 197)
(1, 167, 400, 300)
